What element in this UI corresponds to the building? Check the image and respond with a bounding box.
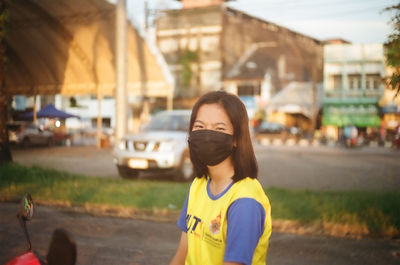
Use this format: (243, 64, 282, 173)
(322, 43, 385, 141)
(155, 0, 323, 121)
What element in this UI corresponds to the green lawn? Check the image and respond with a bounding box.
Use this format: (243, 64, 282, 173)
(1, 163, 399, 237)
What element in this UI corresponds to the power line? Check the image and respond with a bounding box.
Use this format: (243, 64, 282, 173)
(230, 0, 392, 13)
(230, 3, 390, 20)
(232, 0, 394, 8)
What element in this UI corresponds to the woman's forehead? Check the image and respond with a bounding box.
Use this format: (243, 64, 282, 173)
(195, 103, 231, 124)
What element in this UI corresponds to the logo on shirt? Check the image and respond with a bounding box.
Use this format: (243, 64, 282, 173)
(209, 211, 221, 235)
(186, 214, 203, 238)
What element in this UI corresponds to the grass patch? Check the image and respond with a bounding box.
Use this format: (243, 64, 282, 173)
(267, 188, 400, 237)
(1, 163, 399, 237)
(0, 163, 189, 210)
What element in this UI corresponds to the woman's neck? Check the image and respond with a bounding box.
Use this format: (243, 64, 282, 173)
(208, 157, 234, 196)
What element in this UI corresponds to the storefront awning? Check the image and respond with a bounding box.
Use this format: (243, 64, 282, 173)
(267, 82, 323, 119)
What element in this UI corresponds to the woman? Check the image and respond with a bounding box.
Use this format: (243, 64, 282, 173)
(170, 91, 272, 265)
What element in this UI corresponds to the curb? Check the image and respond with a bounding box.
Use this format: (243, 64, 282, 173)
(256, 138, 395, 149)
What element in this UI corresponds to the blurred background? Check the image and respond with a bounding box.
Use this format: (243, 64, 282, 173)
(1, 0, 399, 151)
(0, 1, 400, 264)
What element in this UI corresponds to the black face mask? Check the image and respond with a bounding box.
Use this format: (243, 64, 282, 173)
(188, 130, 234, 166)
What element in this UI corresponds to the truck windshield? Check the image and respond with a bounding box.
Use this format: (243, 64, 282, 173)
(144, 113, 190, 132)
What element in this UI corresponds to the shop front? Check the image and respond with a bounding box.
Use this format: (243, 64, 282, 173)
(322, 101, 381, 141)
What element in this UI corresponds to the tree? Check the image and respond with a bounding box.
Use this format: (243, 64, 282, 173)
(0, 0, 12, 164)
(180, 49, 198, 90)
(384, 4, 400, 97)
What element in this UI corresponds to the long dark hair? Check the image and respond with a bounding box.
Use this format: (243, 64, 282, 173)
(189, 90, 258, 182)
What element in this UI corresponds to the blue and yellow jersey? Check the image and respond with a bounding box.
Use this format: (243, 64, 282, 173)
(177, 176, 272, 265)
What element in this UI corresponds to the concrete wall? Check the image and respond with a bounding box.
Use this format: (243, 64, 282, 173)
(156, 6, 223, 97)
(155, 6, 323, 99)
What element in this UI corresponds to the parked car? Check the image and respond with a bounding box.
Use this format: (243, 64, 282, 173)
(7, 122, 54, 147)
(113, 110, 194, 181)
(7, 122, 25, 144)
(253, 121, 301, 143)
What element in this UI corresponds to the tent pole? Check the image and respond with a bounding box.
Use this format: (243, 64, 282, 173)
(115, 0, 127, 145)
(167, 94, 173, 111)
(97, 92, 103, 149)
(33, 95, 37, 125)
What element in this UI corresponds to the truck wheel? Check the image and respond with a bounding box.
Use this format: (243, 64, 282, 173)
(175, 150, 194, 181)
(22, 137, 30, 148)
(117, 165, 139, 179)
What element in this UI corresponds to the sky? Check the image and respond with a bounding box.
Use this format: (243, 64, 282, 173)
(124, 0, 397, 44)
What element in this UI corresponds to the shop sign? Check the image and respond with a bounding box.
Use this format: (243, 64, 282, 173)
(322, 103, 381, 127)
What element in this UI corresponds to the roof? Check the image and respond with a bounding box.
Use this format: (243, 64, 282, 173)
(323, 38, 352, 45)
(267, 82, 323, 118)
(225, 7, 322, 45)
(5, 0, 173, 97)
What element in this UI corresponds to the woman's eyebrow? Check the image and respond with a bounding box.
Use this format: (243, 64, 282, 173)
(194, 120, 227, 126)
(215, 122, 227, 126)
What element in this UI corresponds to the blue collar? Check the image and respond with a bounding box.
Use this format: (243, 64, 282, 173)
(206, 177, 234, 200)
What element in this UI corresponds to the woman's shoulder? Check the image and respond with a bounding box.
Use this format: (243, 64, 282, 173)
(189, 176, 208, 191)
(232, 177, 269, 204)
(235, 177, 263, 190)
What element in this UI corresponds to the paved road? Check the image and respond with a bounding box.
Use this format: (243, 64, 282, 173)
(1, 203, 399, 265)
(11, 144, 400, 191)
(254, 145, 400, 191)
(11, 145, 119, 179)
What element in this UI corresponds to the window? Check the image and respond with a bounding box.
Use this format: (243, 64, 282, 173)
(366, 74, 381, 90)
(347, 74, 361, 90)
(332, 75, 342, 90)
(91, 118, 111, 128)
(237, 85, 261, 96)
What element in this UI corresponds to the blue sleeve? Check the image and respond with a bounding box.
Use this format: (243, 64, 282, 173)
(224, 198, 266, 265)
(177, 189, 189, 233)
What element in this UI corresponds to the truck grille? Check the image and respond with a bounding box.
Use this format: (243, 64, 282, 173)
(134, 141, 147, 151)
(125, 140, 148, 151)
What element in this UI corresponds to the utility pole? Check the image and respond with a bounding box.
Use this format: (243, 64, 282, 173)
(0, 0, 12, 164)
(115, 0, 128, 144)
(144, 1, 149, 31)
(139, 0, 149, 128)
(311, 78, 318, 133)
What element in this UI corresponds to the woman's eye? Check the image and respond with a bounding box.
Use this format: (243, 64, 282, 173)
(216, 127, 225, 131)
(193, 125, 203, 129)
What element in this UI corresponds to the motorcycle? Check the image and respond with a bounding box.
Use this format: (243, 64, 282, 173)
(393, 134, 400, 150)
(5, 194, 77, 265)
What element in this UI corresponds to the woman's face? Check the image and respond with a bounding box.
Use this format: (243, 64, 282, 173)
(192, 103, 234, 135)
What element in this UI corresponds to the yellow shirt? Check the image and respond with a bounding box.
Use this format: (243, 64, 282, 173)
(181, 177, 272, 265)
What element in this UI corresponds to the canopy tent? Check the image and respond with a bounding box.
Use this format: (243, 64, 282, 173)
(5, 0, 174, 98)
(20, 104, 79, 119)
(267, 82, 323, 119)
